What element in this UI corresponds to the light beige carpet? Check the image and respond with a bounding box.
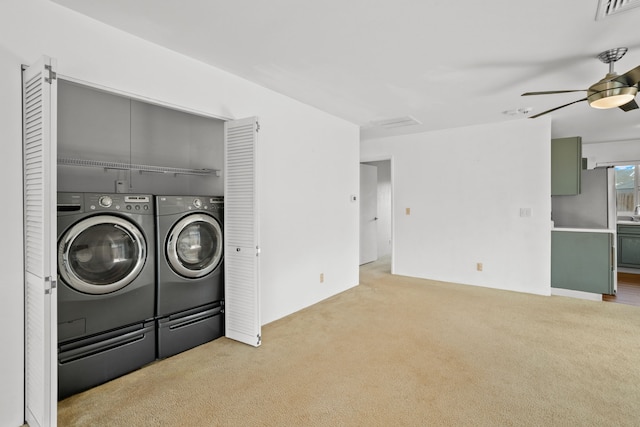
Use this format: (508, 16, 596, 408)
(58, 258, 640, 426)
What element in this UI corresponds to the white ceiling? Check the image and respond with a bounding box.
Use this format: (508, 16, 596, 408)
(51, 0, 640, 143)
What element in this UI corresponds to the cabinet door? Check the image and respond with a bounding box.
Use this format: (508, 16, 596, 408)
(23, 56, 58, 427)
(551, 231, 613, 294)
(617, 234, 640, 268)
(551, 136, 582, 195)
(224, 117, 261, 347)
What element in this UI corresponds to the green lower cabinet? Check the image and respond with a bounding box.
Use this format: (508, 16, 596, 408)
(617, 225, 640, 268)
(551, 231, 614, 294)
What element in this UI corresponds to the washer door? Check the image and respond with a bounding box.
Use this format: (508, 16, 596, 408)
(58, 215, 147, 295)
(166, 213, 223, 279)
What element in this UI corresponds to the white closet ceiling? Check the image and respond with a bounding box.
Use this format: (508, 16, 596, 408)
(51, 0, 640, 143)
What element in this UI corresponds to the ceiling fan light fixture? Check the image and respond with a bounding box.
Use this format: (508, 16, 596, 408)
(589, 92, 636, 109)
(587, 80, 638, 109)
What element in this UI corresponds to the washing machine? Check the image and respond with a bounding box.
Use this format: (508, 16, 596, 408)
(156, 195, 224, 358)
(56, 192, 156, 399)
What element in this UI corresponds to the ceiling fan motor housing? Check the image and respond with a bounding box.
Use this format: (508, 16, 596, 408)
(587, 75, 638, 109)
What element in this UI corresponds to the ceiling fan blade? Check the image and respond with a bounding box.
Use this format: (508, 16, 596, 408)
(619, 98, 639, 112)
(528, 98, 588, 118)
(521, 90, 587, 96)
(613, 65, 640, 86)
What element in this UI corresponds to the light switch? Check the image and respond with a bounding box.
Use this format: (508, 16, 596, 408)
(406, 207, 411, 215)
(519, 207, 532, 217)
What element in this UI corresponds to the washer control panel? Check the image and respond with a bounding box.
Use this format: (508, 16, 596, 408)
(86, 193, 153, 213)
(98, 195, 113, 207)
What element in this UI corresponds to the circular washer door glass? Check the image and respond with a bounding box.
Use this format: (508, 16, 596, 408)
(58, 215, 146, 294)
(167, 214, 223, 278)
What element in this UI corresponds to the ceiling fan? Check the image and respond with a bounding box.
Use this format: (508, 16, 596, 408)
(522, 47, 640, 118)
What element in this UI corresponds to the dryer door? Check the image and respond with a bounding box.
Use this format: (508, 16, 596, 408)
(166, 213, 223, 279)
(58, 215, 147, 294)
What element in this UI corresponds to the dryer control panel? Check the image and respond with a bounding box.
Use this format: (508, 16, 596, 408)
(157, 195, 223, 215)
(209, 196, 224, 213)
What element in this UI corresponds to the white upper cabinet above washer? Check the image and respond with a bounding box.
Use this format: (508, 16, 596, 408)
(57, 79, 224, 196)
(58, 80, 131, 162)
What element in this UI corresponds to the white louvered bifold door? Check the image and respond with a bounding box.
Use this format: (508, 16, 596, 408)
(224, 117, 261, 347)
(23, 56, 58, 427)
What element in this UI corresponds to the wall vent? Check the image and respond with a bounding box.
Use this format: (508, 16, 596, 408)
(370, 116, 422, 129)
(595, 0, 640, 20)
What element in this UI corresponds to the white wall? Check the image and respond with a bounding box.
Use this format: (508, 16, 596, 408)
(0, 1, 359, 425)
(361, 118, 552, 295)
(0, 9, 26, 426)
(583, 138, 640, 167)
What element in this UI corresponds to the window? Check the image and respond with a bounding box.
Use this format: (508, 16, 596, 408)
(615, 164, 637, 213)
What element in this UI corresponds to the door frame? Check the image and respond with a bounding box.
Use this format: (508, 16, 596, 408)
(359, 163, 378, 265)
(360, 155, 394, 274)
(24, 65, 260, 423)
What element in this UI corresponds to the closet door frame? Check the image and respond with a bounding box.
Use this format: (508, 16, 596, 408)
(22, 64, 261, 425)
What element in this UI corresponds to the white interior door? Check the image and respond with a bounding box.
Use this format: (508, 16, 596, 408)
(23, 56, 58, 427)
(360, 164, 378, 265)
(224, 117, 261, 347)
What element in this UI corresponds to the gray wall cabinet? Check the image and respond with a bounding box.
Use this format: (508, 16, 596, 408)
(551, 137, 582, 196)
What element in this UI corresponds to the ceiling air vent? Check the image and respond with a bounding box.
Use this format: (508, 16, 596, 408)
(370, 116, 421, 129)
(595, 0, 640, 20)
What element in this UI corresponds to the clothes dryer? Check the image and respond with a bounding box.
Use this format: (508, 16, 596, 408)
(155, 195, 224, 358)
(56, 192, 156, 398)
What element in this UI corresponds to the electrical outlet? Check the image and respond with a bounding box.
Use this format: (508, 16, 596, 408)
(476, 263, 483, 272)
(320, 273, 324, 283)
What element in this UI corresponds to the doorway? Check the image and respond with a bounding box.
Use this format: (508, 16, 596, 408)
(604, 273, 640, 306)
(360, 159, 393, 270)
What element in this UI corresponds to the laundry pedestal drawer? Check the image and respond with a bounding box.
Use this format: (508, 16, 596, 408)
(157, 302, 224, 359)
(58, 321, 155, 400)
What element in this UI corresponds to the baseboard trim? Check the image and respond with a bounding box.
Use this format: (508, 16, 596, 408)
(551, 287, 603, 301)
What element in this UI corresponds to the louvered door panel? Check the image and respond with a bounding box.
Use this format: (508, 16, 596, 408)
(23, 56, 57, 427)
(224, 117, 261, 347)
